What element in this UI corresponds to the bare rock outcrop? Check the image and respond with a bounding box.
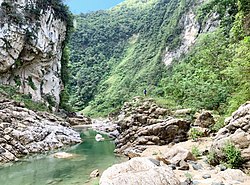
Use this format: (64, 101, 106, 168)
(0, 98, 81, 163)
(163, 0, 220, 66)
(113, 97, 190, 156)
(100, 157, 180, 185)
(0, 0, 69, 109)
(211, 102, 250, 168)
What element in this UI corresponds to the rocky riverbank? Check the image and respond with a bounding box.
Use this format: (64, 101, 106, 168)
(99, 98, 250, 185)
(111, 97, 191, 156)
(0, 97, 82, 163)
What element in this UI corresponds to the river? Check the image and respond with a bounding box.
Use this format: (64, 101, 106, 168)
(0, 129, 124, 185)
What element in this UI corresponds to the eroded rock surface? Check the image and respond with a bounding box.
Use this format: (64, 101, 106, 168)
(0, 0, 68, 108)
(0, 98, 81, 163)
(113, 97, 190, 156)
(66, 115, 92, 126)
(212, 102, 250, 168)
(100, 157, 180, 185)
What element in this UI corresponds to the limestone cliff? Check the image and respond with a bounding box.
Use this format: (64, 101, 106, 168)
(163, 0, 220, 66)
(0, 0, 68, 109)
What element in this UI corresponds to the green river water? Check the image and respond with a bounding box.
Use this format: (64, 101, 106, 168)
(0, 130, 124, 185)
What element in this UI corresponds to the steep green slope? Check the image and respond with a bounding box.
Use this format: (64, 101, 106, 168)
(68, 0, 249, 117)
(68, 0, 190, 115)
(161, 0, 250, 114)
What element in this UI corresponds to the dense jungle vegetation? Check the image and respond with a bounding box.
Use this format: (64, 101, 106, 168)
(67, 0, 250, 117)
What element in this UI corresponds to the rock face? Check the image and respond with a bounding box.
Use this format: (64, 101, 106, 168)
(100, 157, 180, 185)
(114, 97, 190, 156)
(212, 102, 250, 168)
(163, 1, 220, 66)
(0, 0, 68, 108)
(0, 98, 81, 163)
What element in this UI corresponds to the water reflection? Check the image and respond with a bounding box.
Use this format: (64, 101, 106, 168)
(0, 129, 123, 185)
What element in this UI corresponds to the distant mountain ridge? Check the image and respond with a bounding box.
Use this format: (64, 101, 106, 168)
(68, 0, 250, 117)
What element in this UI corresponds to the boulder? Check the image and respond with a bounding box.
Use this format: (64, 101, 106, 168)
(211, 102, 250, 168)
(218, 169, 249, 184)
(95, 134, 105, 142)
(53, 152, 76, 159)
(194, 111, 215, 128)
(67, 116, 92, 126)
(164, 146, 196, 165)
(100, 157, 180, 185)
(115, 118, 190, 155)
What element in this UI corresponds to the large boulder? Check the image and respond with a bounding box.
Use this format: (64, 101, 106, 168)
(164, 146, 196, 165)
(100, 157, 180, 185)
(211, 102, 250, 168)
(218, 169, 249, 184)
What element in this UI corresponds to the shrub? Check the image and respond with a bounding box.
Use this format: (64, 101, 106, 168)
(14, 75, 21, 87)
(189, 128, 204, 141)
(207, 143, 243, 168)
(191, 146, 201, 158)
(223, 142, 243, 168)
(0, 85, 49, 112)
(27, 76, 37, 90)
(184, 172, 193, 181)
(21, 94, 48, 112)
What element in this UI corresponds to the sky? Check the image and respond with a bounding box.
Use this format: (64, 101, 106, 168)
(64, 0, 125, 14)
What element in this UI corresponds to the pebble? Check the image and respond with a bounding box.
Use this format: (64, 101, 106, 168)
(192, 163, 203, 170)
(202, 174, 211, 179)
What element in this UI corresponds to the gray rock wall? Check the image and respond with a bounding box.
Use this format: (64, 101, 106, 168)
(0, 0, 67, 109)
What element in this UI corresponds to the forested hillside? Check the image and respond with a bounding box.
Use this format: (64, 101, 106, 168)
(68, 0, 250, 117)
